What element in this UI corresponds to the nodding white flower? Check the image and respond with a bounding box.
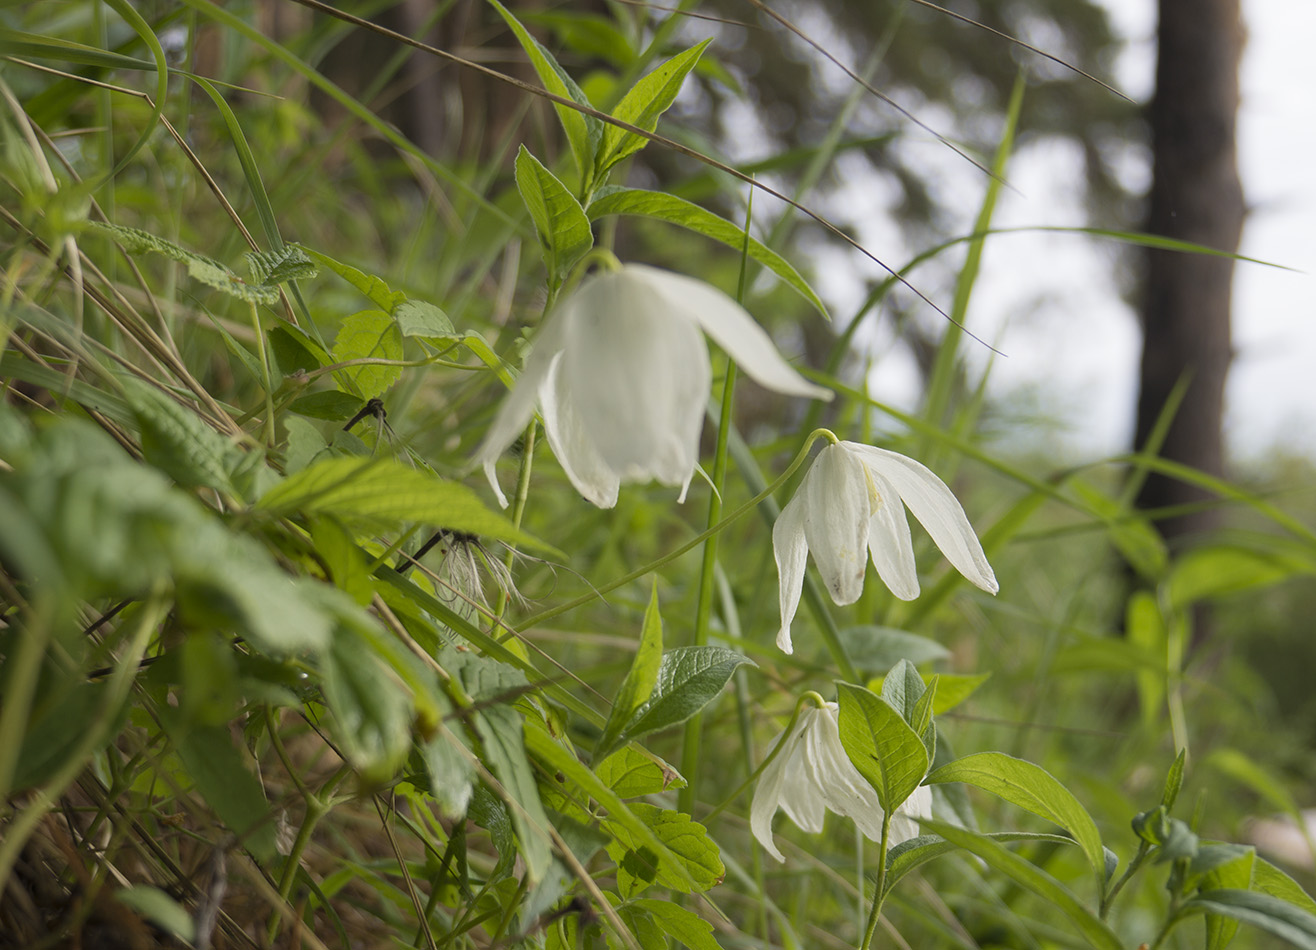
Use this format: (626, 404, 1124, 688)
(773, 441, 997, 654)
(751, 701, 932, 862)
(477, 264, 832, 509)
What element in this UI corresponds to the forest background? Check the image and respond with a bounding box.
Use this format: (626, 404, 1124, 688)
(3, 1, 1316, 949)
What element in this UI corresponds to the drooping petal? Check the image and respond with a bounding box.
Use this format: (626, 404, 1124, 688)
(777, 715, 828, 834)
(540, 354, 620, 508)
(802, 444, 872, 607)
(559, 270, 710, 490)
(629, 265, 833, 402)
(750, 723, 798, 862)
(811, 705, 887, 844)
(475, 303, 571, 507)
(864, 465, 921, 601)
(845, 443, 998, 595)
(772, 493, 810, 654)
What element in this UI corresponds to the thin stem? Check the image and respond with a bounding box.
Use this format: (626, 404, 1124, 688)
(1100, 841, 1149, 918)
(859, 810, 893, 950)
(679, 360, 737, 815)
(247, 302, 277, 446)
(520, 428, 836, 630)
(494, 420, 536, 633)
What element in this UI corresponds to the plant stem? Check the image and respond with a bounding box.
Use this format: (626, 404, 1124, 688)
(248, 301, 277, 446)
(679, 361, 737, 814)
(1101, 841, 1149, 918)
(859, 810, 893, 950)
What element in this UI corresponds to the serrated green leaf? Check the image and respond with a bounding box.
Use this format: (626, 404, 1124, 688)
(922, 820, 1122, 950)
(836, 681, 928, 813)
(515, 146, 594, 279)
(120, 377, 241, 496)
(606, 803, 723, 895)
(115, 886, 196, 942)
(486, 0, 601, 189)
(596, 747, 686, 799)
(926, 751, 1105, 878)
(296, 245, 404, 311)
(595, 40, 711, 180)
(394, 298, 455, 338)
(596, 582, 665, 760)
(615, 904, 667, 950)
(256, 456, 550, 551)
(613, 646, 754, 746)
(246, 245, 317, 285)
(331, 309, 403, 400)
(89, 221, 277, 303)
(586, 188, 827, 318)
(631, 898, 722, 950)
(1185, 889, 1316, 950)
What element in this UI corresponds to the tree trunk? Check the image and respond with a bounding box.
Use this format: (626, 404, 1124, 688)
(1134, 0, 1245, 547)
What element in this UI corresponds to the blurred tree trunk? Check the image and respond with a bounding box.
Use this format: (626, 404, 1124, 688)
(1133, 0, 1245, 548)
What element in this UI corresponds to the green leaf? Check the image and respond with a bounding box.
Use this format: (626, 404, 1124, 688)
(585, 188, 828, 318)
(886, 831, 1081, 892)
(115, 886, 196, 942)
(320, 626, 412, 780)
(270, 324, 330, 375)
(596, 582, 665, 759)
(245, 245, 317, 286)
(1163, 748, 1188, 810)
(310, 516, 374, 605)
(1168, 545, 1315, 609)
(167, 719, 278, 860)
(1255, 858, 1316, 918)
(331, 309, 403, 400)
(420, 725, 475, 819)
(595, 40, 711, 180)
(88, 221, 277, 303)
(486, 0, 601, 189)
(515, 146, 594, 279)
(394, 299, 455, 339)
(120, 377, 242, 497)
(525, 722, 702, 894)
(843, 626, 950, 671)
(930, 673, 990, 714)
(256, 456, 550, 550)
(611, 646, 755, 746)
(473, 703, 553, 883)
(910, 675, 937, 761)
(1195, 844, 1255, 950)
(1206, 748, 1302, 817)
(1184, 889, 1316, 950)
(926, 751, 1105, 878)
(631, 898, 723, 950)
(1127, 590, 1167, 727)
(288, 390, 365, 421)
(921, 820, 1122, 950)
(835, 681, 929, 813)
(606, 803, 723, 895)
(880, 659, 927, 724)
(615, 904, 667, 950)
(596, 747, 686, 799)
(297, 245, 403, 311)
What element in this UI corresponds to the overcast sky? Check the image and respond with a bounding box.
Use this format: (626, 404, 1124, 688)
(839, 0, 1315, 461)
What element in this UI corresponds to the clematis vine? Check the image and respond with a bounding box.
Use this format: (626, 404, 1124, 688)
(477, 263, 832, 509)
(773, 440, 998, 654)
(751, 699, 931, 862)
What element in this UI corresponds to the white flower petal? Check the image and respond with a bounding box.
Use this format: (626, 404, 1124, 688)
(802, 444, 872, 607)
(561, 272, 710, 489)
(541, 354, 620, 508)
(865, 468, 921, 601)
(777, 715, 828, 834)
(772, 494, 810, 654)
(750, 727, 792, 862)
(630, 265, 833, 402)
(812, 706, 887, 843)
(475, 304, 570, 506)
(845, 443, 998, 595)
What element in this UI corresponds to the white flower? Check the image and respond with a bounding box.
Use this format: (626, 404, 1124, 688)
(477, 264, 832, 509)
(751, 701, 932, 862)
(773, 441, 998, 654)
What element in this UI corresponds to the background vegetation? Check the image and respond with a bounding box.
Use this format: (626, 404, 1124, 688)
(2, 2, 1314, 949)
